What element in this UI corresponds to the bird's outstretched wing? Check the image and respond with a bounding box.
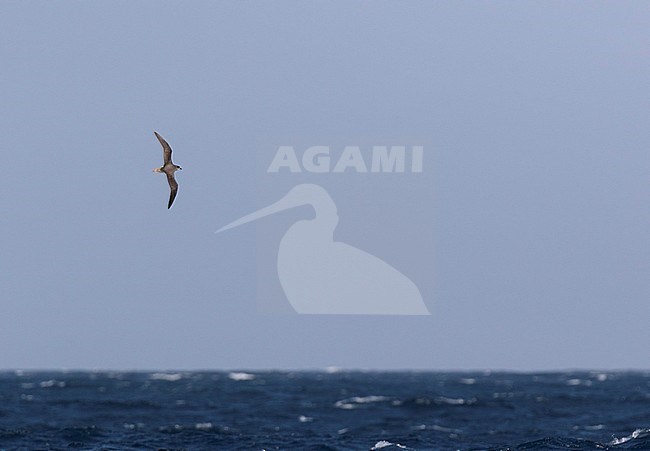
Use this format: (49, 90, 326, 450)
(166, 173, 178, 209)
(154, 131, 173, 165)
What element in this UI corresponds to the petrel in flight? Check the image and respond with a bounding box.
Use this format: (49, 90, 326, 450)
(152, 131, 182, 209)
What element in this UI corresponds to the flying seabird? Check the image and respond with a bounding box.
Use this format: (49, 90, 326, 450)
(152, 131, 182, 209)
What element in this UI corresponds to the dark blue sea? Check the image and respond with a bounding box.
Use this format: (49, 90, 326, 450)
(0, 371, 648, 450)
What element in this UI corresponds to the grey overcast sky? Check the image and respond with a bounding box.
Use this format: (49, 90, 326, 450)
(1, 2, 648, 371)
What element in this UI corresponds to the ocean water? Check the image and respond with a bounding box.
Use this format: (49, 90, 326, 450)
(0, 371, 648, 450)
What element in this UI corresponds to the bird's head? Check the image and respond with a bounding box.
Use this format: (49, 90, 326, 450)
(176, 165, 182, 170)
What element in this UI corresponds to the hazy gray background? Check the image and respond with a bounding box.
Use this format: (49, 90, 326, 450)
(1, 2, 648, 370)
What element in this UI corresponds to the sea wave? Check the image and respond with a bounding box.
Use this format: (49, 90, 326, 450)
(335, 395, 390, 409)
(610, 427, 650, 446)
(228, 372, 255, 381)
(1, 371, 648, 449)
(149, 372, 183, 382)
(371, 440, 411, 450)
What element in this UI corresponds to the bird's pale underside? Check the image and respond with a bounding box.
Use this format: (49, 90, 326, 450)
(153, 131, 182, 209)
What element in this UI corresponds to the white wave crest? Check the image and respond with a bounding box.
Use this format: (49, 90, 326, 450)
(228, 372, 255, 381)
(150, 373, 183, 382)
(335, 395, 390, 409)
(436, 396, 476, 405)
(611, 428, 650, 446)
(371, 441, 408, 450)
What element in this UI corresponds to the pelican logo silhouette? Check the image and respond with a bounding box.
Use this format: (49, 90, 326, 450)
(152, 131, 182, 209)
(217, 184, 430, 315)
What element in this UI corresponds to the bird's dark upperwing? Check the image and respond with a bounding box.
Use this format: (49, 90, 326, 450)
(166, 172, 178, 209)
(154, 131, 173, 165)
